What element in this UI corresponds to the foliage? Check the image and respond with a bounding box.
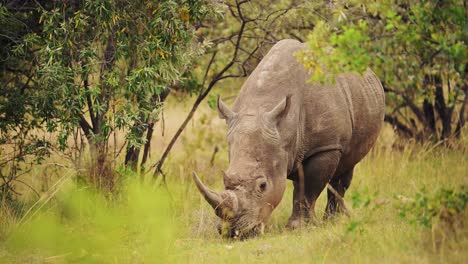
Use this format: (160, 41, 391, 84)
(350, 187, 376, 209)
(36, 0, 211, 152)
(4, 178, 174, 262)
(0, 0, 215, 190)
(300, 0, 467, 141)
(0, 1, 54, 200)
(397, 186, 467, 228)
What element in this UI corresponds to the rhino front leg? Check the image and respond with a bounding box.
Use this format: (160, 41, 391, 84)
(286, 180, 310, 230)
(286, 150, 341, 229)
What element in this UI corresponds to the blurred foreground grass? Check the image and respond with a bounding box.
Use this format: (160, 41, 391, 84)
(0, 96, 467, 263)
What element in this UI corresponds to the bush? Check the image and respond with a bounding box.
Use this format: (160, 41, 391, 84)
(398, 186, 467, 228)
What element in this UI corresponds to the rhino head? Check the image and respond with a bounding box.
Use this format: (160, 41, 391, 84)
(193, 95, 291, 239)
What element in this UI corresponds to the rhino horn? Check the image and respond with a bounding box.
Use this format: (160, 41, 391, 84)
(192, 172, 238, 218)
(192, 171, 225, 209)
(217, 95, 236, 121)
(264, 95, 291, 123)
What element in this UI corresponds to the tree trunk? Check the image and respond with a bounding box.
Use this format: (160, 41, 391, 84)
(422, 98, 436, 138)
(124, 89, 171, 171)
(79, 112, 113, 191)
(434, 76, 453, 140)
(455, 89, 467, 137)
(124, 142, 141, 171)
(90, 141, 113, 190)
(141, 122, 155, 169)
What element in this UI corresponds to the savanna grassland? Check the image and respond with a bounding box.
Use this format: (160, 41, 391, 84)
(0, 95, 467, 263)
(1, 0, 467, 263)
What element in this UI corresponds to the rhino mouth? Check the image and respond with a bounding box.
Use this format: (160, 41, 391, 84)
(219, 222, 265, 240)
(235, 222, 265, 239)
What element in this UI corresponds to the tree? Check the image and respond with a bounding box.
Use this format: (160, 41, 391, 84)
(151, 0, 317, 179)
(300, 0, 467, 141)
(0, 0, 52, 199)
(0, 0, 213, 191)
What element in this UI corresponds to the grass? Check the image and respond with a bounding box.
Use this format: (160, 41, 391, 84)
(172, 135, 467, 264)
(0, 96, 467, 263)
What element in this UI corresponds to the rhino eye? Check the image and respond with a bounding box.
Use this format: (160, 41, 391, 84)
(256, 177, 268, 193)
(258, 181, 267, 192)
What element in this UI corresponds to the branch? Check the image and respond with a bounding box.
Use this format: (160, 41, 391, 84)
(82, 73, 96, 129)
(289, 32, 304, 42)
(151, 1, 256, 181)
(326, 184, 350, 217)
(78, 114, 92, 139)
(383, 83, 426, 125)
(210, 33, 238, 45)
(455, 84, 467, 137)
(201, 51, 218, 89)
(384, 115, 414, 138)
(12, 178, 40, 198)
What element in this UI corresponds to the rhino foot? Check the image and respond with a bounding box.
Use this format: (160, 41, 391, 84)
(286, 217, 304, 230)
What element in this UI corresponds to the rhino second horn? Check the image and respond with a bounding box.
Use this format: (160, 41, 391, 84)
(264, 95, 291, 123)
(217, 95, 236, 121)
(192, 172, 224, 210)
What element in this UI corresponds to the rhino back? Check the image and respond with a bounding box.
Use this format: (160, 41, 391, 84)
(301, 83, 353, 158)
(232, 39, 307, 115)
(300, 70, 385, 175)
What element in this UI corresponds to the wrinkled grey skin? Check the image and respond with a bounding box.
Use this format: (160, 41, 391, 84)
(193, 39, 385, 238)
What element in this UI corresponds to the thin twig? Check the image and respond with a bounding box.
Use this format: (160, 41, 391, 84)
(210, 146, 219, 167)
(16, 172, 71, 228)
(11, 178, 40, 198)
(326, 184, 350, 217)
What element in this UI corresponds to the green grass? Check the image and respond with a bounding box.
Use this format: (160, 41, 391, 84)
(0, 99, 467, 263)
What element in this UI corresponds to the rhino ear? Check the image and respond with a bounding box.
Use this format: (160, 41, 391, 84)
(217, 95, 236, 122)
(264, 95, 291, 125)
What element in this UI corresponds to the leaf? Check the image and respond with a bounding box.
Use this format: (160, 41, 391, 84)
(207, 94, 217, 109)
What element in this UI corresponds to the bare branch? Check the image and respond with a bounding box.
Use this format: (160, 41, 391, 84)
(12, 178, 40, 198)
(151, 0, 266, 180)
(384, 115, 415, 138)
(383, 83, 426, 126)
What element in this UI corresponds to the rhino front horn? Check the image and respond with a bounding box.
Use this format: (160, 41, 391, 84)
(192, 171, 224, 210)
(192, 172, 238, 218)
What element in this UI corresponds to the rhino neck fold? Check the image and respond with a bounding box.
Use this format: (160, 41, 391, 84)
(283, 106, 306, 174)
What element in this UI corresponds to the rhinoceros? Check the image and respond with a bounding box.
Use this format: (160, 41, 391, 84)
(193, 39, 385, 238)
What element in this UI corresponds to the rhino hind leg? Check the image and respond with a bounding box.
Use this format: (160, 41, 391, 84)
(286, 150, 341, 229)
(324, 167, 354, 219)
